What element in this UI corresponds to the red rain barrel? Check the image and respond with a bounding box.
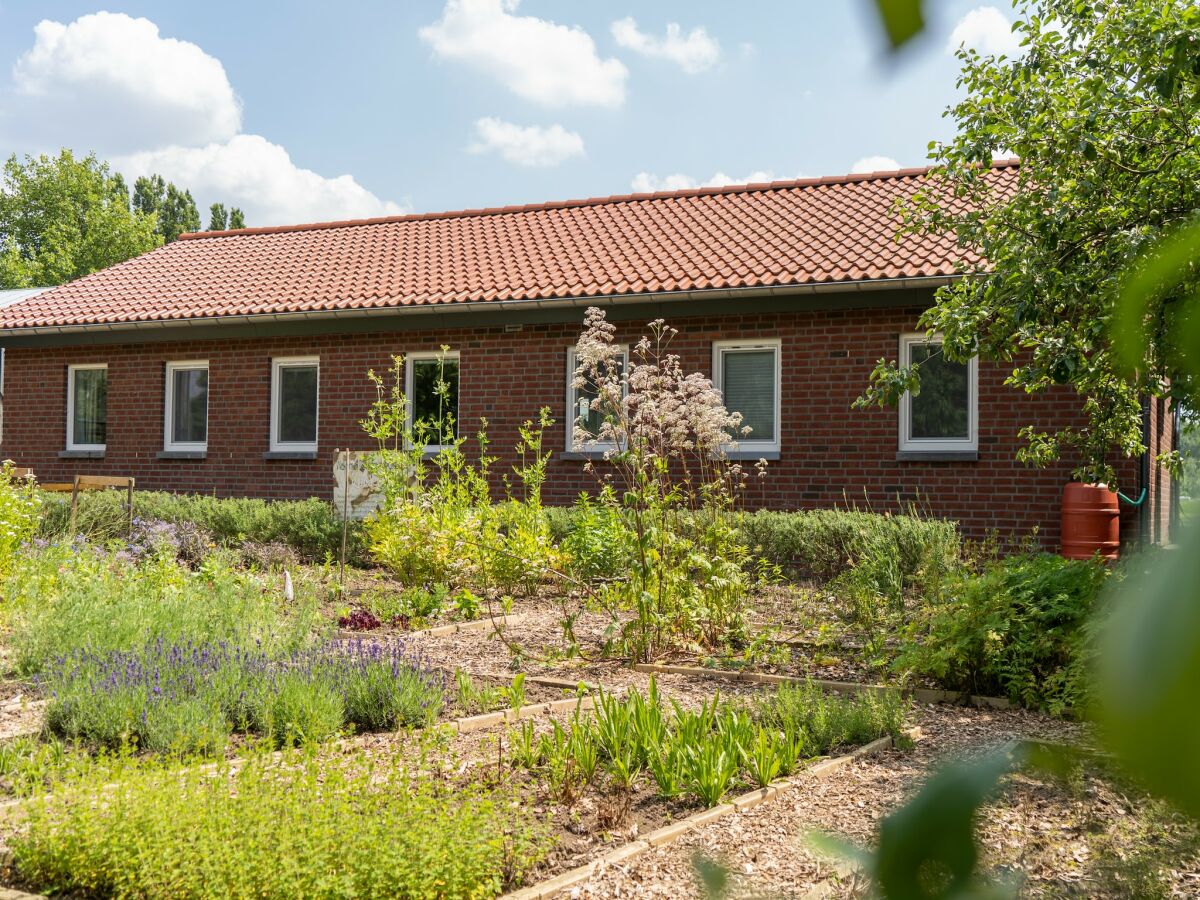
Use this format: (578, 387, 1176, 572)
(1061, 482, 1120, 561)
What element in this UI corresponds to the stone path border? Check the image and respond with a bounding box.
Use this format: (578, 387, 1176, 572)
(501, 727, 922, 899)
(633, 662, 1011, 709)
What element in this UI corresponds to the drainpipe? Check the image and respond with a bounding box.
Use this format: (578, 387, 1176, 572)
(1139, 398, 1151, 546)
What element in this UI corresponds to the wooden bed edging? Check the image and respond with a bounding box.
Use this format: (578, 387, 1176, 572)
(335, 613, 519, 642)
(501, 726, 921, 900)
(632, 662, 1011, 710)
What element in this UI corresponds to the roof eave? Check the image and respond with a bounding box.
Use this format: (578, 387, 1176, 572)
(0, 274, 963, 339)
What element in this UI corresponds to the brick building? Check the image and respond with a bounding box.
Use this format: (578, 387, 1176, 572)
(0, 163, 1174, 548)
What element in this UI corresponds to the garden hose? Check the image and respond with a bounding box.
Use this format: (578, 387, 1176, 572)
(1118, 487, 1147, 506)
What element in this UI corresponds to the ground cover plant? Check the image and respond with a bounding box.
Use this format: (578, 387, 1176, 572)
(8, 743, 552, 899)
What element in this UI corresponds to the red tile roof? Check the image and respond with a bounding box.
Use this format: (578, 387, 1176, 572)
(0, 162, 1019, 331)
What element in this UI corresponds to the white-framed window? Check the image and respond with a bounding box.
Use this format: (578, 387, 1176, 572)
(66, 363, 107, 452)
(270, 356, 319, 452)
(712, 339, 782, 453)
(565, 345, 628, 451)
(163, 361, 209, 452)
(405, 350, 460, 450)
(898, 333, 978, 453)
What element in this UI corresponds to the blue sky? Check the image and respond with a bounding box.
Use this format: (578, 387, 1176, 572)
(0, 1, 1022, 226)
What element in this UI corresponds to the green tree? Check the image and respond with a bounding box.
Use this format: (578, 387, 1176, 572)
(132, 174, 202, 243)
(208, 202, 227, 231)
(229, 207, 245, 230)
(0, 150, 160, 289)
(858, 0, 1200, 485)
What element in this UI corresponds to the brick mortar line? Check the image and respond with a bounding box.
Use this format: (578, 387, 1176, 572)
(501, 727, 920, 900)
(633, 662, 1011, 709)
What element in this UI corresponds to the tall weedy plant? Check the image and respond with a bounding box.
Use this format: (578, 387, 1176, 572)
(571, 307, 768, 660)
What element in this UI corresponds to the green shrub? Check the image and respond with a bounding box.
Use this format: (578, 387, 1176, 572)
(38, 490, 357, 562)
(893, 553, 1109, 714)
(12, 748, 552, 899)
(738, 507, 960, 589)
(561, 489, 632, 582)
(0, 462, 41, 573)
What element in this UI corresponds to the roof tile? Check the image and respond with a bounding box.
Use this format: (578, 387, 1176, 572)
(0, 163, 1018, 331)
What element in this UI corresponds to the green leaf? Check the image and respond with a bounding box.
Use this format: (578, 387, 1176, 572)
(873, 746, 1024, 899)
(1111, 222, 1200, 378)
(1097, 522, 1200, 819)
(873, 0, 926, 49)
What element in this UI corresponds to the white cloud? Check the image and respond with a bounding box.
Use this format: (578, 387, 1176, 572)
(420, 0, 627, 108)
(117, 135, 407, 226)
(947, 6, 1022, 57)
(1, 13, 405, 227)
(850, 156, 901, 174)
(6, 12, 241, 155)
(469, 118, 584, 167)
(611, 17, 720, 74)
(631, 169, 781, 193)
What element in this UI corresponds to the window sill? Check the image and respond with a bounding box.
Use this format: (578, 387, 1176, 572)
(560, 449, 615, 461)
(157, 450, 206, 460)
(263, 450, 318, 461)
(895, 450, 978, 462)
(722, 450, 780, 461)
(59, 449, 104, 459)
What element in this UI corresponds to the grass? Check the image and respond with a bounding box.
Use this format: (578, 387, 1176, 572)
(10, 743, 552, 899)
(3, 543, 321, 677)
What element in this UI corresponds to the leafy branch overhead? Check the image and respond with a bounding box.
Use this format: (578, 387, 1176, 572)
(859, 0, 1200, 486)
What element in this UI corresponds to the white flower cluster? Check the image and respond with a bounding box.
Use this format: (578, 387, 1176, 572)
(571, 307, 745, 461)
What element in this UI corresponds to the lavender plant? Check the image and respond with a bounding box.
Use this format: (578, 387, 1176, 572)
(570, 307, 767, 660)
(40, 638, 444, 753)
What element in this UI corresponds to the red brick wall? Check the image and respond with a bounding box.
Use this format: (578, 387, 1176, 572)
(0, 305, 1159, 547)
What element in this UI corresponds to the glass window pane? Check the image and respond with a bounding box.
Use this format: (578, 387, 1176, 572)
(72, 368, 107, 446)
(171, 368, 208, 444)
(278, 365, 318, 444)
(910, 343, 969, 440)
(573, 354, 624, 440)
(412, 358, 458, 441)
(722, 349, 776, 443)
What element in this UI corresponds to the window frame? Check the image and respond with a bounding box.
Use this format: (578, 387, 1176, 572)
(565, 344, 629, 452)
(405, 350, 461, 452)
(897, 332, 978, 453)
(66, 363, 108, 453)
(163, 360, 210, 452)
(269, 356, 320, 453)
(711, 338, 782, 454)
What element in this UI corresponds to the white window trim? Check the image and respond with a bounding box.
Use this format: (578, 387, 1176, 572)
(269, 356, 320, 453)
(163, 360, 209, 452)
(405, 350, 461, 452)
(66, 363, 107, 452)
(898, 332, 978, 452)
(565, 345, 629, 452)
(711, 339, 782, 454)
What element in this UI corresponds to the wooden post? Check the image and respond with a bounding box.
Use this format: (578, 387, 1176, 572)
(339, 449, 350, 593)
